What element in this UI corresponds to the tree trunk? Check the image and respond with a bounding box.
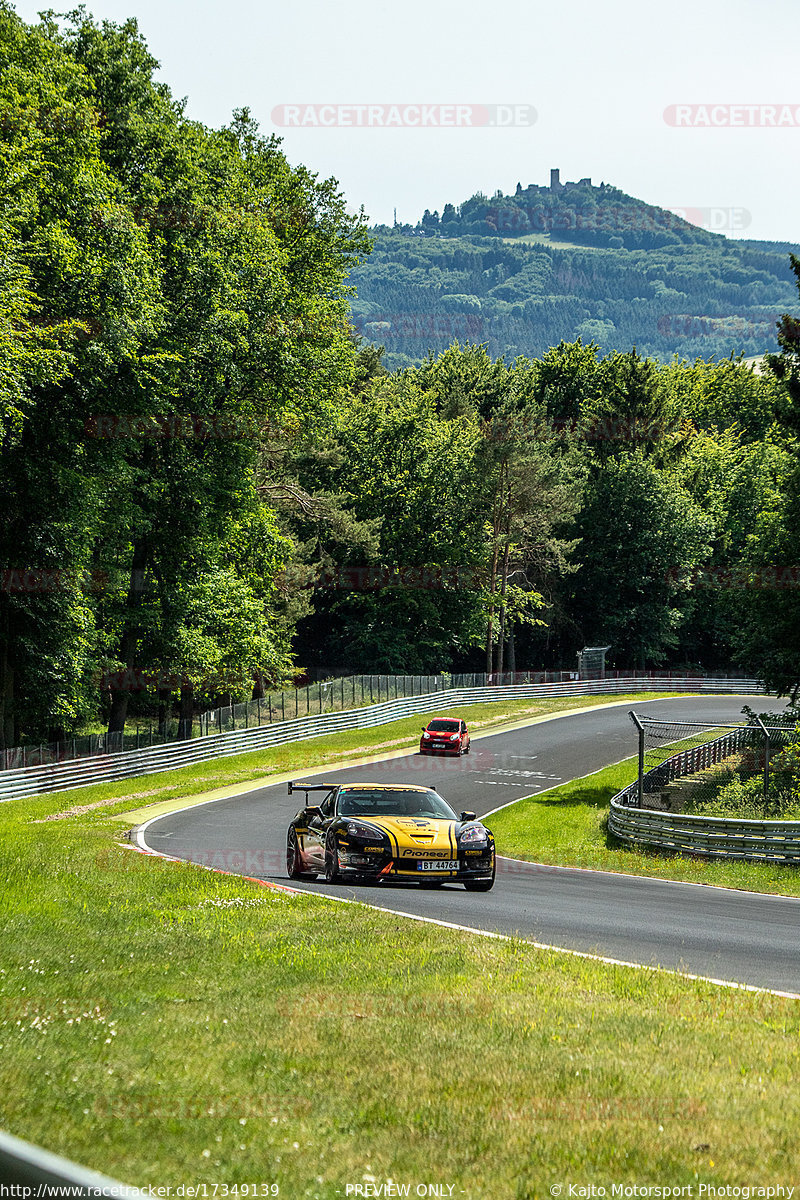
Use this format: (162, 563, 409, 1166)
(0, 614, 13, 753)
(496, 607, 506, 677)
(178, 684, 194, 740)
(157, 687, 171, 737)
(107, 538, 149, 735)
(508, 625, 516, 676)
(485, 475, 504, 676)
(495, 485, 512, 678)
(0, 602, 14, 752)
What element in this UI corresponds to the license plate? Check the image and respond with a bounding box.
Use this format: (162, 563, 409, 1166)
(432, 742, 445, 748)
(417, 860, 459, 871)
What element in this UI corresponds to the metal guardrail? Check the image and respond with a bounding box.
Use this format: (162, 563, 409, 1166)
(0, 1126, 137, 1196)
(609, 723, 800, 863)
(0, 675, 763, 802)
(609, 803, 800, 862)
(3, 668, 754, 771)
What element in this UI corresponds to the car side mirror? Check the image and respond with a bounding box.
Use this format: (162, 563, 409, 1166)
(460, 810, 477, 822)
(305, 804, 324, 815)
(421, 727, 427, 732)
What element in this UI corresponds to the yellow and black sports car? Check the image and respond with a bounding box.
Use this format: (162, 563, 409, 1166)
(286, 781, 495, 891)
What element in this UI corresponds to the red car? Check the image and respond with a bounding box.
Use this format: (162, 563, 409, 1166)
(419, 717, 471, 756)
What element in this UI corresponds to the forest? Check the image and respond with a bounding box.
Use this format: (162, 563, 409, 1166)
(2, 2, 800, 752)
(354, 181, 800, 366)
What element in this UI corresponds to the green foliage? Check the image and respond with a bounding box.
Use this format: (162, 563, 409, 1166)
(683, 773, 800, 820)
(772, 727, 800, 796)
(0, 5, 369, 744)
(355, 181, 797, 364)
(570, 453, 712, 667)
(4, 2, 800, 742)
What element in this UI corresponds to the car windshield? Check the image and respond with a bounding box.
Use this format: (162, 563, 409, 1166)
(427, 719, 460, 732)
(338, 788, 458, 820)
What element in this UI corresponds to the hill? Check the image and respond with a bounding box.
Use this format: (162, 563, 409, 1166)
(350, 174, 800, 366)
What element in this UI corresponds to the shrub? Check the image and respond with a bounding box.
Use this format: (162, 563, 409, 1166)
(684, 773, 800, 820)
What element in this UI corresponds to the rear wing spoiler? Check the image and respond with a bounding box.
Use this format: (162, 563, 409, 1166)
(287, 781, 338, 797)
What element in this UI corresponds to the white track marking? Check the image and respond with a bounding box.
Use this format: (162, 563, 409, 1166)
(129, 833, 800, 1001)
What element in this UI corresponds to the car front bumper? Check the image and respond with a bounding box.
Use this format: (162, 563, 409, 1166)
(336, 848, 494, 881)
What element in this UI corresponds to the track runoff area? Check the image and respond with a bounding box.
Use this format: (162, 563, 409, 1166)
(136, 695, 800, 997)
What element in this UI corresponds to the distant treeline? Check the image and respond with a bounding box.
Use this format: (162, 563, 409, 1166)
(352, 183, 798, 365)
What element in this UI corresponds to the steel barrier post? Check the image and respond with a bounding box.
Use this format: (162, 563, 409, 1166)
(755, 717, 770, 798)
(629, 711, 645, 808)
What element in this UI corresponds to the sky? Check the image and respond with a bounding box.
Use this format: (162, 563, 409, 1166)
(13, 0, 800, 242)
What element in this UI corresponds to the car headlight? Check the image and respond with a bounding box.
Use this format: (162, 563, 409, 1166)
(422, 732, 431, 739)
(449, 733, 460, 741)
(347, 821, 383, 840)
(459, 825, 488, 844)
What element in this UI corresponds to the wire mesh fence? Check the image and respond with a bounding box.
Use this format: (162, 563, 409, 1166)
(1, 669, 601, 769)
(198, 674, 451, 737)
(0, 668, 765, 772)
(628, 715, 799, 818)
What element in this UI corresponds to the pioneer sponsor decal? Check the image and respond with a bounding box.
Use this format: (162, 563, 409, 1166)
(400, 848, 453, 858)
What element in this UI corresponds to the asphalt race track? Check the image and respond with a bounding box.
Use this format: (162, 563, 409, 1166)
(138, 695, 800, 995)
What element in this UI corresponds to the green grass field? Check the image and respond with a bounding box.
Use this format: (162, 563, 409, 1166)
(3, 796, 800, 1197)
(488, 756, 800, 897)
(3, 691, 799, 1197)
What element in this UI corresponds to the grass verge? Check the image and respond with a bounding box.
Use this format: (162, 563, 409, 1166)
(2, 789, 800, 1196)
(490, 756, 800, 896)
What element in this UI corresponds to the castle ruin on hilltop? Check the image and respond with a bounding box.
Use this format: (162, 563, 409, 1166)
(516, 169, 599, 195)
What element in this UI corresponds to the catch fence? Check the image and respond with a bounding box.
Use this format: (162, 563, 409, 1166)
(0, 674, 763, 801)
(0, 669, 758, 772)
(610, 712, 800, 862)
